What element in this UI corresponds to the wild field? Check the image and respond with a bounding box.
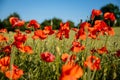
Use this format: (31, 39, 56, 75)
(0, 10, 120, 80)
(0, 26, 120, 80)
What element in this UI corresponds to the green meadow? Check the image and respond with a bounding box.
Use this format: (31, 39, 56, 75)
(0, 27, 120, 80)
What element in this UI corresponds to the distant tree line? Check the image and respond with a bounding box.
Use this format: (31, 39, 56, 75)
(0, 3, 120, 31)
(0, 13, 76, 31)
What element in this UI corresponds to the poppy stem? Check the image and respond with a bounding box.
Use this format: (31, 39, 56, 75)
(33, 39, 38, 53)
(56, 46, 61, 80)
(82, 30, 88, 63)
(87, 68, 92, 80)
(91, 70, 96, 80)
(10, 46, 16, 80)
(104, 35, 109, 46)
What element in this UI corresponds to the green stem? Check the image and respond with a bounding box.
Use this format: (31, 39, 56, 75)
(104, 35, 109, 46)
(56, 46, 61, 80)
(87, 68, 92, 80)
(91, 70, 96, 80)
(82, 30, 88, 64)
(10, 46, 16, 80)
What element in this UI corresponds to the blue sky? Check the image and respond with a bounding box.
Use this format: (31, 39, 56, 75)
(0, 0, 120, 25)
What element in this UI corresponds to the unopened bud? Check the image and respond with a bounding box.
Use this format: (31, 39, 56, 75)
(56, 46, 61, 55)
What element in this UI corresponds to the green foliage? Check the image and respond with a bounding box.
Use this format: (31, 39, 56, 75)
(41, 19, 51, 29)
(41, 17, 63, 30)
(0, 19, 4, 29)
(52, 18, 62, 30)
(67, 20, 75, 28)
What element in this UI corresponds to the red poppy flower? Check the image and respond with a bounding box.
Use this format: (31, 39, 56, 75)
(14, 29, 21, 34)
(33, 30, 47, 40)
(5, 65, 24, 80)
(84, 56, 101, 71)
(99, 25, 115, 36)
(13, 33, 26, 49)
(56, 22, 70, 40)
(88, 27, 98, 39)
(27, 20, 40, 29)
(71, 41, 85, 53)
(56, 31, 63, 40)
(60, 22, 70, 30)
(19, 46, 33, 54)
(0, 56, 10, 72)
(61, 53, 70, 62)
(32, 35, 39, 40)
(70, 54, 76, 62)
(115, 49, 120, 57)
(12, 41, 24, 49)
(71, 28, 78, 32)
(88, 20, 111, 39)
(60, 62, 83, 80)
(75, 22, 90, 40)
(0, 34, 8, 42)
(9, 17, 24, 28)
(91, 9, 102, 20)
(94, 20, 108, 32)
(25, 30, 31, 34)
(40, 52, 55, 62)
(0, 28, 7, 33)
(107, 27, 115, 36)
(43, 26, 54, 35)
(104, 12, 116, 21)
(75, 28, 86, 40)
(80, 22, 91, 29)
(97, 46, 108, 54)
(61, 53, 76, 62)
(3, 45, 11, 55)
(56, 30, 69, 40)
(14, 33, 27, 43)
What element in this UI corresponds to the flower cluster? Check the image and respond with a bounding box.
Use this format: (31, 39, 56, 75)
(0, 9, 118, 80)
